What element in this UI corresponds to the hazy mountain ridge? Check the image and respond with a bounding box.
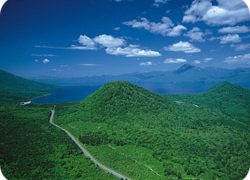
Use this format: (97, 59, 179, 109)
(34, 64, 250, 94)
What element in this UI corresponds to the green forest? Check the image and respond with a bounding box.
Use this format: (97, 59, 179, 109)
(1, 71, 250, 179)
(0, 71, 114, 179)
(55, 81, 250, 179)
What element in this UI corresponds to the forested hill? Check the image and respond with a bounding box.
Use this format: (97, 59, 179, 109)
(82, 81, 175, 115)
(0, 70, 53, 102)
(56, 81, 250, 179)
(171, 81, 250, 125)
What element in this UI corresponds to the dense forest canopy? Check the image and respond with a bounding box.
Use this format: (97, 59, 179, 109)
(55, 81, 250, 179)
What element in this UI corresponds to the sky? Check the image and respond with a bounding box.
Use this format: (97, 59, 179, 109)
(0, 0, 250, 78)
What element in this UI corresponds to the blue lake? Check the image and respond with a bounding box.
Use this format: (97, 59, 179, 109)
(32, 86, 100, 104)
(32, 83, 204, 104)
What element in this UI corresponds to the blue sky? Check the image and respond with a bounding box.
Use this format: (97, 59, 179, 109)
(0, 0, 250, 77)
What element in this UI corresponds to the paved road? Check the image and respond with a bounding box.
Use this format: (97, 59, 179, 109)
(49, 107, 129, 180)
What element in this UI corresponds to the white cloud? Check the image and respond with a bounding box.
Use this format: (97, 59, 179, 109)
(32, 54, 56, 57)
(185, 27, 205, 42)
(35, 45, 96, 51)
(124, 17, 186, 37)
(34, 59, 39, 62)
(183, 0, 250, 25)
(79, 64, 98, 66)
(164, 41, 201, 53)
(194, 60, 201, 64)
(218, 26, 250, 34)
(164, 58, 187, 64)
(94, 34, 125, 48)
(35, 34, 160, 58)
(68, 45, 95, 50)
(225, 53, 250, 64)
(219, 34, 241, 44)
(182, 0, 212, 23)
(168, 25, 187, 37)
(106, 44, 161, 57)
(204, 57, 213, 62)
(231, 44, 250, 51)
(140, 61, 153, 66)
(153, 0, 168, 7)
(42, 59, 50, 64)
(37, 34, 125, 50)
(78, 35, 96, 49)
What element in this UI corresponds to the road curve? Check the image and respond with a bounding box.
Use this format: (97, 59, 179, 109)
(49, 107, 129, 180)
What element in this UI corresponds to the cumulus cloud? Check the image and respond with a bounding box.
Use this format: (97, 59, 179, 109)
(225, 53, 250, 64)
(36, 34, 125, 50)
(183, 0, 250, 25)
(124, 17, 187, 37)
(219, 34, 242, 44)
(35, 34, 160, 58)
(78, 35, 96, 49)
(185, 27, 205, 42)
(164, 41, 201, 53)
(106, 45, 161, 57)
(164, 58, 187, 64)
(153, 0, 168, 7)
(42, 59, 50, 64)
(168, 25, 187, 37)
(218, 26, 250, 33)
(140, 61, 153, 66)
(94, 34, 125, 48)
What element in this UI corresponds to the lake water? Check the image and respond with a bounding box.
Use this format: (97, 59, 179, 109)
(32, 86, 100, 104)
(32, 83, 204, 104)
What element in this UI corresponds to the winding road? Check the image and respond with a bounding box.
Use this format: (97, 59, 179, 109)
(49, 107, 129, 180)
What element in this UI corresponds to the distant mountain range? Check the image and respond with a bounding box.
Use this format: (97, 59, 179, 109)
(34, 64, 250, 94)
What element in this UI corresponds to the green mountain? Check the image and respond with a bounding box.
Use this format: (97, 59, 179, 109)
(56, 81, 250, 179)
(0, 70, 53, 102)
(82, 81, 174, 118)
(171, 81, 250, 125)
